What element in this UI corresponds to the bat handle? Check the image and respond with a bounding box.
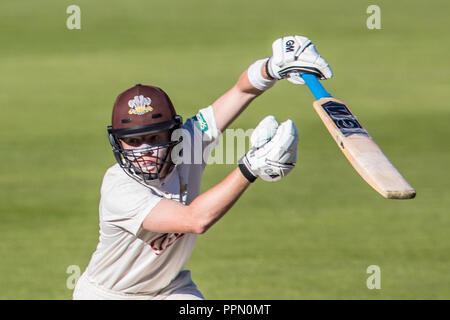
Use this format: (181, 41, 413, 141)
(300, 73, 332, 100)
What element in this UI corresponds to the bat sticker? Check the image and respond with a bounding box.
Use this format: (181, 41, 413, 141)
(321, 101, 368, 137)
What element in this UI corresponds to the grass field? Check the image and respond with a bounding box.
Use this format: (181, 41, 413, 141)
(0, 0, 449, 299)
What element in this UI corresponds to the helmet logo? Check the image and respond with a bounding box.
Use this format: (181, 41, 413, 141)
(128, 95, 153, 115)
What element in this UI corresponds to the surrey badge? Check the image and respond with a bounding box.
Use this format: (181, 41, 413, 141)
(128, 95, 153, 115)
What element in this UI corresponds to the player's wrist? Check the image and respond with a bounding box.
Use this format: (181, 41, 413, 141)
(247, 58, 277, 91)
(264, 57, 276, 80)
(238, 156, 257, 183)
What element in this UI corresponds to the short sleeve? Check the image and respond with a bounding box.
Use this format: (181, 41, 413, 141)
(184, 105, 221, 167)
(100, 168, 163, 236)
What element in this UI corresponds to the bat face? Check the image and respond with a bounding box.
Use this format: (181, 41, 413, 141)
(313, 97, 416, 199)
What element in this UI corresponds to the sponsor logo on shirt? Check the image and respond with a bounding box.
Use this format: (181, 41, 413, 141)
(150, 233, 184, 255)
(194, 112, 209, 132)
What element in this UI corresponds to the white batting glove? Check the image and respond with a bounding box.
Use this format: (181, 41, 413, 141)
(239, 115, 299, 182)
(266, 35, 333, 85)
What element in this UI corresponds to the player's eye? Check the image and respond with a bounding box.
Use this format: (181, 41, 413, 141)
(123, 137, 143, 147)
(146, 135, 160, 144)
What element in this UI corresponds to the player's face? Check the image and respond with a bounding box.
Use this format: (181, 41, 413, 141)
(120, 132, 170, 173)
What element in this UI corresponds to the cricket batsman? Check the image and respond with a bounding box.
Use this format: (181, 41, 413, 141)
(73, 35, 332, 299)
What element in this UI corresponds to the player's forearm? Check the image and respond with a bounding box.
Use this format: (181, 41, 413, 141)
(212, 83, 257, 132)
(212, 61, 274, 132)
(237, 62, 271, 94)
(188, 167, 251, 234)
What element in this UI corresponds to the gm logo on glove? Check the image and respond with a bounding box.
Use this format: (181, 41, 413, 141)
(285, 40, 295, 53)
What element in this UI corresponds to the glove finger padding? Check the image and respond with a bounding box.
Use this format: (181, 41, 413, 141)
(293, 35, 312, 59)
(270, 120, 298, 164)
(243, 119, 299, 182)
(285, 43, 333, 84)
(258, 120, 298, 181)
(250, 115, 278, 148)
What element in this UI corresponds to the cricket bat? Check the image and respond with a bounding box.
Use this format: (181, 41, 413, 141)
(300, 73, 416, 199)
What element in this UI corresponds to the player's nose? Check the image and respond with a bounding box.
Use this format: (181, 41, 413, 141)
(134, 144, 157, 157)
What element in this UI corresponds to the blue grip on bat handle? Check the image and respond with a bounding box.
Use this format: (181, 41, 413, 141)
(300, 73, 332, 100)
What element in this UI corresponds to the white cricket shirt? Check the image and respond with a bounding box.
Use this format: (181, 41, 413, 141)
(82, 106, 220, 294)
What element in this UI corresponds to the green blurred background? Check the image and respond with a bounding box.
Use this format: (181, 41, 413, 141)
(0, 0, 449, 299)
